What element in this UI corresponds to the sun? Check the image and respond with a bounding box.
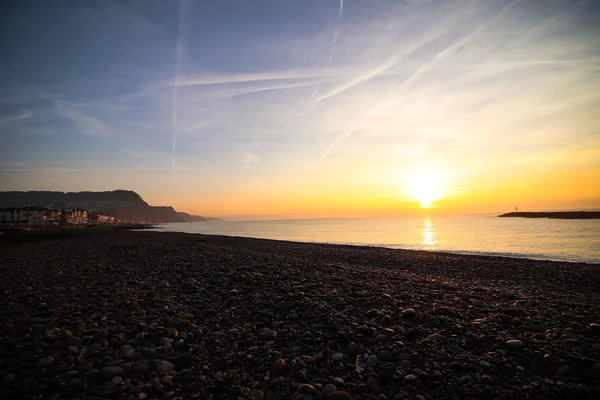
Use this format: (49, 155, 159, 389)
(404, 165, 444, 208)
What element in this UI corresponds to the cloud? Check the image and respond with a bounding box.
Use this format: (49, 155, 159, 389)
(243, 151, 260, 168)
(122, 149, 143, 158)
(54, 102, 112, 139)
(0, 109, 33, 124)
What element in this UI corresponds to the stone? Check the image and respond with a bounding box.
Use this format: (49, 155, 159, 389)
(366, 376, 379, 394)
(481, 375, 493, 384)
(480, 361, 491, 369)
(157, 361, 175, 373)
(296, 370, 308, 382)
(404, 374, 418, 384)
(299, 384, 317, 396)
(472, 384, 483, 396)
(249, 389, 264, 400)
(380, 350, 393, 362)
(38, 356, 54, 368)
(332, 353, 344, 362)
(2, 374, 15, 386)
(328, 392, 352, 400)
(399, 360, 411, 369)
(554, 365, 572, 378)
(356, 383, 368, 394)
(402, 308, 416, 318)
(324, 383, 337, 398)
(427, 333, 443, 342)
(99, 366, 123, 380)
(367, 354, 378, 366)
(271, 358, 286, 376)
(450, 362, 464, 371)
(506, 340, 523, 349)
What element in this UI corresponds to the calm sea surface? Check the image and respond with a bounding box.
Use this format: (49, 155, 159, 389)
(148, 214, 600, 264)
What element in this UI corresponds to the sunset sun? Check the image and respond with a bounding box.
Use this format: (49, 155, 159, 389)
(405, 166, 444, 208)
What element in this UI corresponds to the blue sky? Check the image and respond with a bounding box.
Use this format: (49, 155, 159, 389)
(1, 0, 599, 217)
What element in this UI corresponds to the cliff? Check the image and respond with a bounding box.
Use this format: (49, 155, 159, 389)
(0, 190, 220, 223)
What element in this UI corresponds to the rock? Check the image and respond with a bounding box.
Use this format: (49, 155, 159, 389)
(450, 362, 464, 371)
(271, 358, 286, 376)
(506, 340, 523, 349)
(399, 360, 411, 369)
(249, 389, 264, 400)
(99, 366, 123, 380)
(472, 384, 483, 396)
(402, 308, 416, 318)
(380, 350, 393, 362)
(296, 370, 308, 382)
(427, 333, 443, 341)
(327, 392, 352, 400)
(332, 353, 344, 362)
(367, 354, 378, 366)
(481, 375, 493, 384)
(93, 329, 109, 341)
(554, 365, 572, 378)
(356, 383, 368, 394)
(366, 376, 379, 394)
(38, 356, 54, 368)
(480, 361, 491, 369)
(157, 361, 175, 373)
(404, 374, 418, 384)
(324, 383, 337, 398)
(2, 373, 15, 386)
(299, 384, 317, 396)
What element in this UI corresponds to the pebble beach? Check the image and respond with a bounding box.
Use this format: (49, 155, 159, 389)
(1, 230, 599, 399)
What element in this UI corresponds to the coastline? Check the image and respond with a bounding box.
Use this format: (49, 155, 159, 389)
(1, 230, 599, 399)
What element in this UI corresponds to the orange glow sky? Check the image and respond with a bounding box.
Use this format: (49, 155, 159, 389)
(2, 0, 599, 219)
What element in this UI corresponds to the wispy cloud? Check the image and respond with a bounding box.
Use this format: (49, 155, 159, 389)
(0, 109, 33, 124)
(122, 149, 143, 158)
(54, 102, 112, 139)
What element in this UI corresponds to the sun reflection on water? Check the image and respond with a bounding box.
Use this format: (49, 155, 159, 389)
(422, 217, 435, 246)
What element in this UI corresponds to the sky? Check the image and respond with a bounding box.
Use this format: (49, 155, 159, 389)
(1, 0, 599, 219)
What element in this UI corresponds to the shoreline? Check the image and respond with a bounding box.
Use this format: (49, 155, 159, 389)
(1, 230, 599, 399)
(147, 227, 600, 265)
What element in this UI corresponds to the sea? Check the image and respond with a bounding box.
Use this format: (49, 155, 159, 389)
(147, 214, 600, 264)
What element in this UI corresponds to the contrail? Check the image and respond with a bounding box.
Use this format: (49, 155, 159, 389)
(171, 0, 193, 194)
(305, 0, 344, 107)
(317, 0, 522, 164)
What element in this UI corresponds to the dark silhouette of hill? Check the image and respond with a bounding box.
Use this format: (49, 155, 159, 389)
(0, 190, 220, 223)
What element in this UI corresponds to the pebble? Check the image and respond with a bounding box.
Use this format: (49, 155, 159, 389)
(506, 340, 523, 349)
(157, 361, 175, 373)
(404, 374, 418, 384)
(271, 358, 286, 376)
(399, 360, 411, 369)
(249, 389, 264, 400)
(554, 365, 572, 378)
(299, 384, 317, 396)
(324, 384, 337, 398)
(366, 376, 379, 393)
(332, 353, 344, 362)
(99, 366, 123, 380)
(38, 356, 54, 368)
(367, 354, 378, 366)
(401, 308, 416, 318)
(327, 392, 352, 400)
(479, 361, 491, 369)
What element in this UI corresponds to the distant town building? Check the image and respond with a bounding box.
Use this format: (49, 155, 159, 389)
(0, 207, 58, 225)
(66, 208, 88, 225)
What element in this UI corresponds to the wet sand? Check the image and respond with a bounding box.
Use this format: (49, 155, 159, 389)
(1, 230, 599, 399)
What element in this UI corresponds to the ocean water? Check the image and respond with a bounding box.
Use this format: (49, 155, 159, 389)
(148, 214, 600, 264)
